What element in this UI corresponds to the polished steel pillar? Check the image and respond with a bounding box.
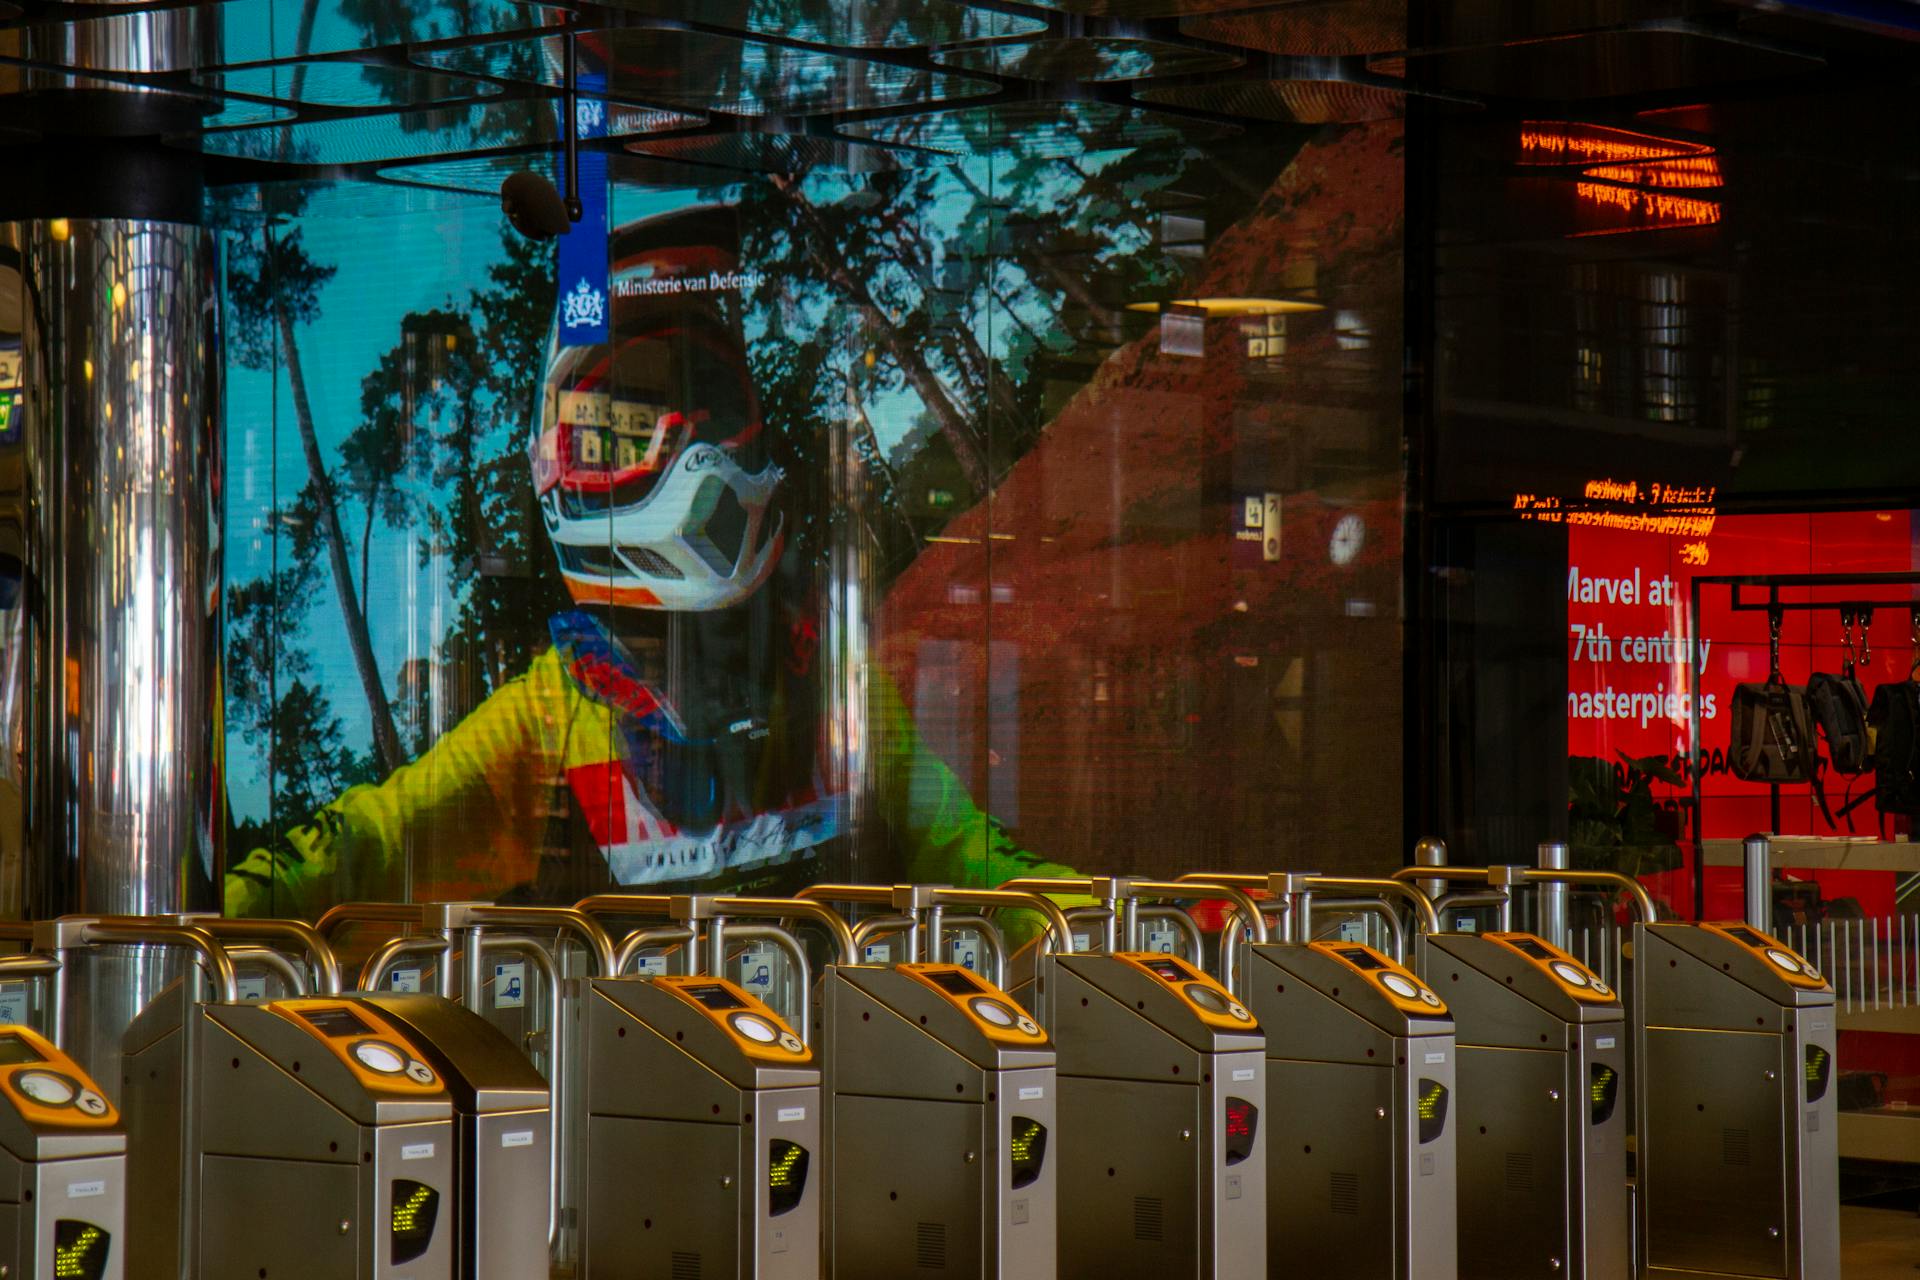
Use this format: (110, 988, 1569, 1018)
(4, 218, 222, 1081)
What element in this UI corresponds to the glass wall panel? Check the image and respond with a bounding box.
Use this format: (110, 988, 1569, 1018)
(218, 72, 1407, 918)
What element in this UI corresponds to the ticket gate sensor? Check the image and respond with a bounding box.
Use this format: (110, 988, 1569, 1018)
(1247, 940, 1456, 1280)
(0, 1024, 124, 1280)
(122, 990, 456, 1280)
(360, 995, 552, 1280)
(796, 883, 1075, 1280)
(1420, 931, 1627, 1280)
(994, 875, 1272, 1279)
(1049, 950, 1265, 1279)
(821, 961, 1056, 1280)
(582, 969, 819, 1279)
(1633, 922, 1837, 1280)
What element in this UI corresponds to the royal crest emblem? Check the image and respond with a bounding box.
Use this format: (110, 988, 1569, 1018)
(562, 277, 606, 331)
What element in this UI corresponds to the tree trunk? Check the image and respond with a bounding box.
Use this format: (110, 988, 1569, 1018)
(772, 180, 990, 497)
(269, 233, 405, 777)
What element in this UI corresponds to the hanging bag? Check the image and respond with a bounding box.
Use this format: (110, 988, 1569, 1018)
(1729, 608, 1819, 784)
(1808, 608, 1872, 775)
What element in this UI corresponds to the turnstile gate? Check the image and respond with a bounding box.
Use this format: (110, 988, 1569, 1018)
(1634, 921, 1838, 1280)
(821, 961, 1056, 1280)
(582, 972, 818, 1279)
(0, 1025, 123, 1280)
(123, 991, 456, 1280)
(360, 994, 551, 1280)
(1421, 931, 1627, 1280)
(1246, 940, 1456, 1280)
(1047, 950, 1265, 1279)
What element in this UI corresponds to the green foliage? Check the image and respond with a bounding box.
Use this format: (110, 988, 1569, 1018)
(1568, 752, 1685, 878)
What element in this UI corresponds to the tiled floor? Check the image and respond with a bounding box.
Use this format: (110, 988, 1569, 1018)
(1844, 1205, 1920, 1277)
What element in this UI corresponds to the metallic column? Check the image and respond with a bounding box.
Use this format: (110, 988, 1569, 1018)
(6, 217, 222, 1083)
(1537, 840, 1569, 949)
(1743, 833, 1772, 930)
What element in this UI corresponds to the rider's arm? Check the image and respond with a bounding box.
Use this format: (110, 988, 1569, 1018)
(870, 668, 1087, 945)
(223, 649, 580, 918)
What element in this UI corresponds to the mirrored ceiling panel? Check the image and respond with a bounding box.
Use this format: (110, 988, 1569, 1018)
(1137, 78, 1405, 123)
(628, 129, 917, 174)
(596, 0, 1047, 48)
(1183, 0, 1406, 56)
(982, 0, 1276, 16)
(380, 151, 734, 197)
(1384, 26, 1822, 99)
(930, 36, 1242, 81)
(840, 99, 1238, 160)
(37, 0, 565, 70)
(194, 99, 696, 165)
(196, 61, 502, 108)
(423, 27, 998, 116)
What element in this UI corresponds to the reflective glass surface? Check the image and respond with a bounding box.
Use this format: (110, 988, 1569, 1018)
(1183, 0, 1408, 56)
(198, 100, 696, 164)
(930, 37, 1241, 82)
(597, 0, 1047, 48)
(839, 100, 1238, 159)
(1137, 80, 1406, 124)
(197, 62, 502, 109)
(422, 28, 997, 117)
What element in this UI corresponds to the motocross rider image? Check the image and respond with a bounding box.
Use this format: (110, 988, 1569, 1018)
(226, 203, 1078, 919)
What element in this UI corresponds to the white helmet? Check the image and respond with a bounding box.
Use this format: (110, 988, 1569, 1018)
(532, 206, 784, 612)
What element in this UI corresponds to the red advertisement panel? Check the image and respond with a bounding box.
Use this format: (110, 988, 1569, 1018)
(1566, 506, 1918, 917)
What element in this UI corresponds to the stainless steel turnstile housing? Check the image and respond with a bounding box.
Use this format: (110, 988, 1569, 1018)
(361, 994, 551, 1280)
(583, 973, 818, 1279)
(1634, 921, 1838, 1280)
(1047, 950, 1264, 1278)
(1421, 931, 1627, 1280)
(1246, 940, 1456, 1280)
(822, 961, 1056, 1280)
(123, 991, 456, 1280)
(0, 1025, 123, 1280)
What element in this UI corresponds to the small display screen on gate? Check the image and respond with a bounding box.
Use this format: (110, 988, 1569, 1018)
(53, 1220, 109, 1280)
(681, 984, 748, 1011)
(302, 1007, 375, 1039)
(1503, 936, 1556, 960)
(1143, 959, 1190, 984)
(0, 1035, 45, 1067)
(1338, 948, 1387, 971)
(1721, 926, 1769, 949)
(1417, 1079, 1450, 1144)
(390, 1180, 440, 1265)
(923, 969, 985, 997)
(1010, 1117, 1047, 1189)
(768, 1140, 809, 1217)
(1223, 1097, 1258, 1166)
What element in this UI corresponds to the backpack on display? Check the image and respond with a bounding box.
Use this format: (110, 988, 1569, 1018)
(1729, 679, 1818, 783)
(1807, 673, 1871, 775)
(1867, 679, 1920, 817)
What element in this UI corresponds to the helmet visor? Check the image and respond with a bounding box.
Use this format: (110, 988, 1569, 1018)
(534, 318, 763, 509)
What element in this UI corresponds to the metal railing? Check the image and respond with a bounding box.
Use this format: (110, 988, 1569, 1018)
(1776, 914, 1920, 1014)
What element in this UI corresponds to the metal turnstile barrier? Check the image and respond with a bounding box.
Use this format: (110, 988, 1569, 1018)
(821, 961, 1055, 1279)
(122, 987, 457, 1279)
(584, 970, 818, 1278)
(572, 891, 868, 1279)
(799, 884, 1067, 1280)
(359, 995, 552, 1280)
(0, 1023, 123, 1280)
(1247, 939, 1456, 1280)
(1048, 951, 1264, 1278)
(998, 876, 1268, 1279)
(1634, 921, 1838, 1280)
(1421, 930, 1627, 1280)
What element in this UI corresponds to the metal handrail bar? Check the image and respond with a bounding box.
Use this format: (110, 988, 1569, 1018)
(478, 936, 563, 1248)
